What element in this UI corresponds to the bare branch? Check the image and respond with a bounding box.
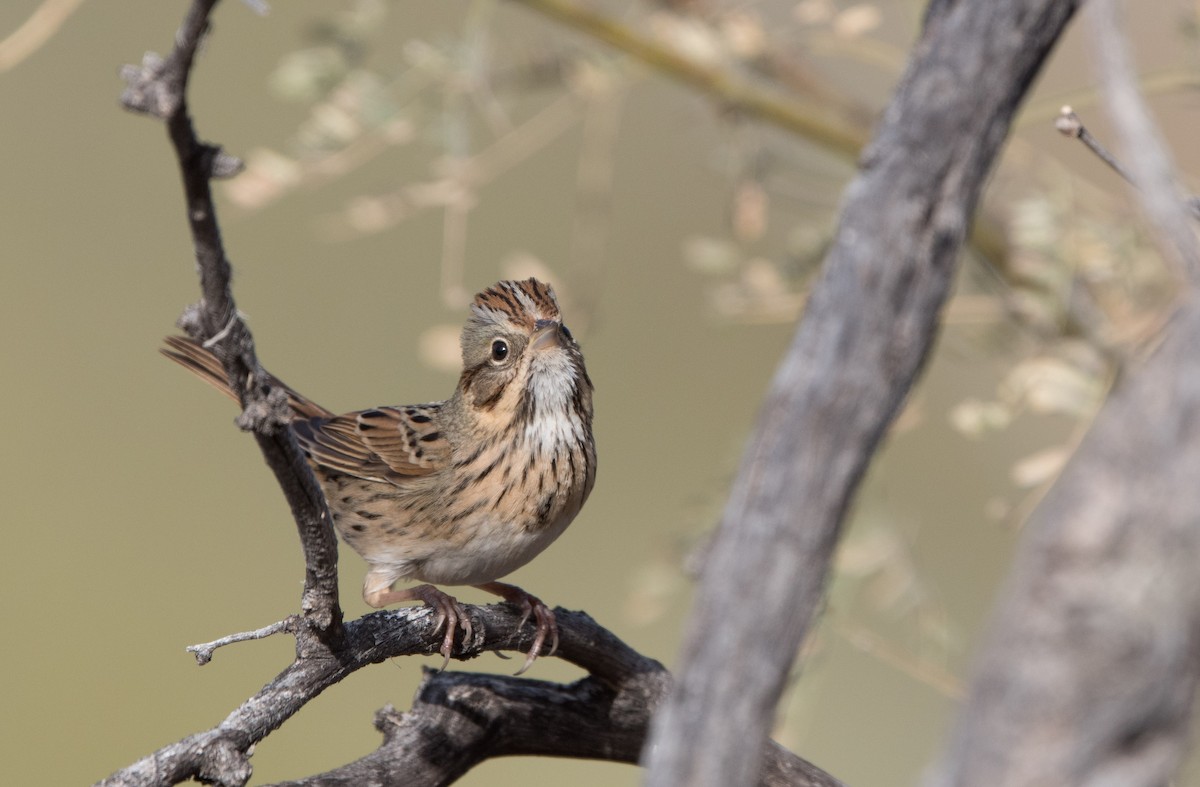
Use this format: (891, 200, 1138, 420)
(268, 668, 838, 787)
(119, 0, 342, 642)
(644, 2, 1081, 786)
(97, 607, 837, 787)
(186, 618, 298, 666)
(1055, 106, 1134, 182)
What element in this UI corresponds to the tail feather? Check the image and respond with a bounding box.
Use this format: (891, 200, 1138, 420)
(160, 336, 332, 419)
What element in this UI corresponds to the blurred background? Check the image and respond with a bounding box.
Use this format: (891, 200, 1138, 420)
(2, 0, 1199, 784)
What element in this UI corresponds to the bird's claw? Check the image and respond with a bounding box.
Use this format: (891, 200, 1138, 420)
(512, 594, 558, 676)
(410, 584, 472, 671)
(470, 581, 559, 674)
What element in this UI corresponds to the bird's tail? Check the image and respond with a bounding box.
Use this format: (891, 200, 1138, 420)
(160, 335, 332, 419)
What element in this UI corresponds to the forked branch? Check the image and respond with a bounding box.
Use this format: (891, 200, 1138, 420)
(97, 605, 837, 787)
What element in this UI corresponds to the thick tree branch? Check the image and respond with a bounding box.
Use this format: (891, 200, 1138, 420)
(927, 3, 1200, 786)
(269, 671, 835, 787)
(119, 0, 342, 641)
(97, 607, 836, 787)
(644, 2, 1080, 786)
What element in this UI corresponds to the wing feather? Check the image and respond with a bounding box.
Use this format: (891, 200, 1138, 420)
(163, 335, 450, 485)
(292, 405, 449, 484)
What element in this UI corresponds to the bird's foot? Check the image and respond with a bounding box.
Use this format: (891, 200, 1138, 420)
(474, 581, 558, 675)
(371, 583, 472, 670)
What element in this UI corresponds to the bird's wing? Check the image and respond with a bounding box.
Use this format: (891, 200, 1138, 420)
(292, 404, 450, 483)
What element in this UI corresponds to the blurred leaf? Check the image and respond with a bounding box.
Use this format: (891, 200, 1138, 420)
(1002, 354, 1104, 417)
(733, 180, 769, 242)
(949, 398, 1013, 437)
(794, 0, 834, 25)
(1010, 195, 1058, 251)
(683, 236, 741, 276)
(269, 47, 348, 102)
(832, 4, 882, 38)
(1010, 446, 1069, 488)
(720, 11, 766, 59)
(224, 148, 300, 210)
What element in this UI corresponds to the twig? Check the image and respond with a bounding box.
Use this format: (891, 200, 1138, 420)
(1055, 105, 1134, 182)
(200, 309, 243, 349)
(186, 618, 299, 666)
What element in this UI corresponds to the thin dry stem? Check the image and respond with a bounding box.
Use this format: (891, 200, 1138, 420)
(187, 618, 298, 666)
(1056, 105, 1135, 182)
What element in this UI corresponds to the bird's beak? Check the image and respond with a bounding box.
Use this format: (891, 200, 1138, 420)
(531, 319, 563, 350)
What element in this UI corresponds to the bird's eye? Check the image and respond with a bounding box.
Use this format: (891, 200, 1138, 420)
(560, 324, 574, 342)
(490, 339, 509, 363)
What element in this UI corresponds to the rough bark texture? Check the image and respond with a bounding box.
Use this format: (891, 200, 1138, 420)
(97, 606, 837, 787)
(269, 665, 837, 787)
(643, 2, 1081, 786)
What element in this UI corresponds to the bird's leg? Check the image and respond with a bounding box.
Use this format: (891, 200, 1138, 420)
(365, 582, 472, 670)
(474, 581, 558, 675)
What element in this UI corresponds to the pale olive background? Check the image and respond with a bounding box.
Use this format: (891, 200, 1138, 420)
(2, 1, 1197, 785)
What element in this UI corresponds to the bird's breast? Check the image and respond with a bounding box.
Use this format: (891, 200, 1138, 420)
(320, 417, 594, 587)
